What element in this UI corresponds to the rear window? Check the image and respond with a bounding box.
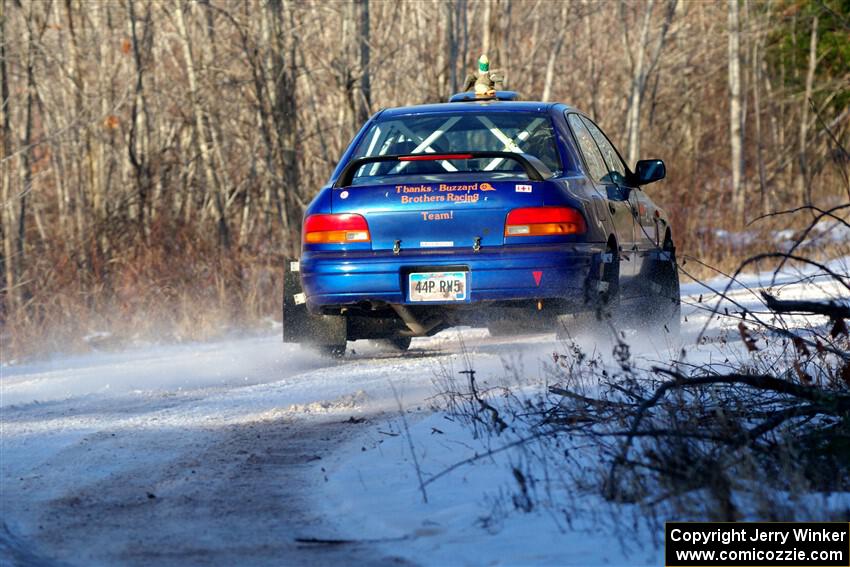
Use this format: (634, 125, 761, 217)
(349, 112, 562, 185)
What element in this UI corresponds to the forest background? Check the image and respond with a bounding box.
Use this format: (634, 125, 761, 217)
(0, 0, 847, 358)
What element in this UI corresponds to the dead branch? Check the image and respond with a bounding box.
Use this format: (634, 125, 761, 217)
(761, 291, 850, 320)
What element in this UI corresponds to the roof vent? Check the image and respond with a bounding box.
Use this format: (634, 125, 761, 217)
(448, 90, 520, 103)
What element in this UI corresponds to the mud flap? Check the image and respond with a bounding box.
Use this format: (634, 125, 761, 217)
(647, 246, 679, 301)
(583, 251, 617, 311)
(283, 259, 347, 346)
(640, 245, 681, 338)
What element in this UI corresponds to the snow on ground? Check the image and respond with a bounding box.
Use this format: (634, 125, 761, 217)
(710, 221, 850, 252)
(1, 328, 570, 565)
(310, 339, 674, 565)
(313, 263, 849, 567)
(1, 260, 847, 566)
(318, 404, 660, 566)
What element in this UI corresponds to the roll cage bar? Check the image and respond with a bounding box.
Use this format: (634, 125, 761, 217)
(333, 152, 555, 188)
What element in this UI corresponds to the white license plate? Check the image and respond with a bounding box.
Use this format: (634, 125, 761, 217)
(408, 271, 467, 302)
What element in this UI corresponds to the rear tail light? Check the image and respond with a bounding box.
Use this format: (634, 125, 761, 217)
(505, 207, 586, 236)
(303, 213, 371, 244)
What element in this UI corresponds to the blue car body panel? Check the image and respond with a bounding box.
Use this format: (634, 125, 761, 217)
(298, 99, 670, 319)
(302, 244, 603, 309)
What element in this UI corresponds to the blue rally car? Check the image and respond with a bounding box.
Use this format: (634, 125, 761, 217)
(283, 92, 679, 355)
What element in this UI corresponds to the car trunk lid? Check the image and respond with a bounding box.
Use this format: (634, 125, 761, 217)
(331, 178, 545, 251)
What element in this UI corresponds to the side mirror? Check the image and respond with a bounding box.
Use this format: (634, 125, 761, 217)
(633, 159, 666, 185)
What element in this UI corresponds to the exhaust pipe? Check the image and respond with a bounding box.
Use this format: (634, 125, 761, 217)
(390, 305, 444, 336)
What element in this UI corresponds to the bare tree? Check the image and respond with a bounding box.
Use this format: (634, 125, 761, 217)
(355, 0, 371, 124)
(0, 0, 12, 312)
(541, 3, 569, 103)
(728, 0, 745, 226)
(796, 15, 819, 207)
(174, 0, 230, 248)
(621, 0, 678, 166)
(127, 0, 154, 239)
(0, 0, 845, 358)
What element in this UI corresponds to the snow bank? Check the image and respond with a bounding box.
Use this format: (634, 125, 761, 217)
(318, 409, 658, 566)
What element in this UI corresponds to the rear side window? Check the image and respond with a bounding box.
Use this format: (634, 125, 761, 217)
(567, 114, 607, 183)
(582, 117, 628, 184)
(349, 112, 562, 185)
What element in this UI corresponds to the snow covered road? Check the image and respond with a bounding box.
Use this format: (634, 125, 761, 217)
(1, 328, 572, 566)
(2, 261, 847, 566)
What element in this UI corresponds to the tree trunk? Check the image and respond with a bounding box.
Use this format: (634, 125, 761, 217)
(727, 0, 745, 226)
(499, 0, 511, 75)
(623, 0, 652, 166)
(622, 0, 676, 166)
(0, 0, 13, 313)
(14, 1, 37, 312)
(796, 15, 818, 207)
(459, 0, 469, 76)
(443, 0, 457, 95)
(482, 0, 491, 57)
(584, 2, 600, 119)
(270, 0, 299, 248)
(174, 0, 230, 248)
(751, 8, 770, 215)
(127, 0, 153, 240)
(62, 0, 88, 269)
(541, 3, 569, 102)
(355, 0, 371, 124)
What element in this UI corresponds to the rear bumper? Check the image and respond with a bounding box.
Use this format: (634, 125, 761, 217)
(300, 244, 605, 311)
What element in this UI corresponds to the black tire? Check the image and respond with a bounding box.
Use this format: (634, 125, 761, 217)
(634, 236, 681, 341)
(559, 244, 620, 340)
(381, 336, 412, 351)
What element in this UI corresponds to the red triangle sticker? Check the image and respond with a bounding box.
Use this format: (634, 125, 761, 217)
(532, 271, 542, 286)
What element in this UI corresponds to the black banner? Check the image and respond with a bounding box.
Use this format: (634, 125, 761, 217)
(665, 522, 850, 567)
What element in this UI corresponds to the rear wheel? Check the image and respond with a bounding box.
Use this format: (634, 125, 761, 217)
(284, 258, 349, 354)
(633, 235, 681, 341)
(558, 242, 619, 339)
(381, 336, 412, 351)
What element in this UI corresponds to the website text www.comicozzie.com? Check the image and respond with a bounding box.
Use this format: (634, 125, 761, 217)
(665, 522, 850, 567)
(673, 548, 843, 564)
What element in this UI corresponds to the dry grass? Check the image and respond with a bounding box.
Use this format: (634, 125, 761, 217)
(1, 223, 282, 362)
(676, 189, 850, 281)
